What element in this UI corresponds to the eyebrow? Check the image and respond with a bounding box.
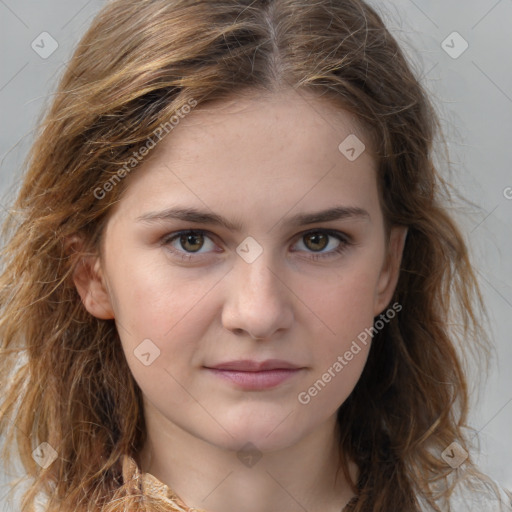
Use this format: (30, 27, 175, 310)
(136, 205, 370, 231)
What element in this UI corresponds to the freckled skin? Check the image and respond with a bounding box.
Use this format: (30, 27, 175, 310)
(75, 89, 407, 512)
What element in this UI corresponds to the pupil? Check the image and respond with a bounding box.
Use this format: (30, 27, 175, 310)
(307, 233, 327, 251)
(182, 233, 202, 252)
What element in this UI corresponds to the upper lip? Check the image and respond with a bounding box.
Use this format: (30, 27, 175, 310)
(207, 359, 302, 371)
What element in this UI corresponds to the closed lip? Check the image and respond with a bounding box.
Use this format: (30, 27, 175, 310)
(205, 359, 303, 371)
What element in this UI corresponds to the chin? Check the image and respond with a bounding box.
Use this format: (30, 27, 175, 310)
(202, 417, 309, 454)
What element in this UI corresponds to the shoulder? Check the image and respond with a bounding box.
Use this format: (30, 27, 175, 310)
(419, 474, 512, 512)
(451, 483, 511, 511)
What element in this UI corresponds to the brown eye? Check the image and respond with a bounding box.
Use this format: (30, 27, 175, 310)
(303, 232, 329, 252)
(162, 230, 218, 260)
(178, 232, 204, 253)
(161, 228, 352, 263)
(292, 229, 352, 261)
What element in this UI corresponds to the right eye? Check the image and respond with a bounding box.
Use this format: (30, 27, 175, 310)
(161, 229, 221, 261)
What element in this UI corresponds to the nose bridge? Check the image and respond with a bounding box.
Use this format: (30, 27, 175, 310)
(237, 246, 283, 303)
(222, 243, 294, 339)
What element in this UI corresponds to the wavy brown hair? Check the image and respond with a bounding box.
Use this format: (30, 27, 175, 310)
(0, 0, 507, 511)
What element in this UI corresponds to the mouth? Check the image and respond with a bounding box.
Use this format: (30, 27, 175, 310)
(204, 359, 305, 390)
(204, 368, 303, 390)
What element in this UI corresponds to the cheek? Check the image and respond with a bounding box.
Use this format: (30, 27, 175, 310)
(298, 346, 370, 414)
(297, 279, 374, 412)
(109, 250, 217, 337)
(301, 257, 381, 402)
(107, 257, 221, 391)
(311, 264, 381, 341)
(295, 278, 374, 416)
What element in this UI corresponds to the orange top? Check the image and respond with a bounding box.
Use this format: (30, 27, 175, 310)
(121, 455, 359, 512)
(122, 455, 209, 512)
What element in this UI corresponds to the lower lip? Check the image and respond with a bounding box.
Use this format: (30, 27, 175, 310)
(205, 368, 302, 390)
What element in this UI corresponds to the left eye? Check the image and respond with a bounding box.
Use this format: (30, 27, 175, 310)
(291, 229, 353, 261)
(161, 229, 351, 261)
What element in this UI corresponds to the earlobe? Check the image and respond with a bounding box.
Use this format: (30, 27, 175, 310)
(68, 237, 115, 320)
(374, 226, 408, 316)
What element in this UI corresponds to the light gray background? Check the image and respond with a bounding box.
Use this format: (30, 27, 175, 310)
(0, 0, 511, 509)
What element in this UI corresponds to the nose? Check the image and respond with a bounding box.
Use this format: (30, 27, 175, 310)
(221, 255, 294, 341)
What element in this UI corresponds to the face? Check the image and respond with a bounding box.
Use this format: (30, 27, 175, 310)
(74, 89, 407, 453)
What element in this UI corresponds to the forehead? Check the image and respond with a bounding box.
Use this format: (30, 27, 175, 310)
(161, 89, 373, 166)
(109, 89, 380, 223)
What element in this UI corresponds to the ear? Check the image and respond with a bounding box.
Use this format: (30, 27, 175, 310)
(373, 225, 408, 317)
(67, 236, 115, 320)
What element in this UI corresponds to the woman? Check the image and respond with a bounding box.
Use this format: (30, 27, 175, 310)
(0, 0, 510, 511)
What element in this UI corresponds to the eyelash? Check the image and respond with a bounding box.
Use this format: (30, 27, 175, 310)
(160, 228, 353, 262)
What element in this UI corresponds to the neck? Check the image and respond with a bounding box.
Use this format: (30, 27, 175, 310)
(138, 404, 358, 512)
